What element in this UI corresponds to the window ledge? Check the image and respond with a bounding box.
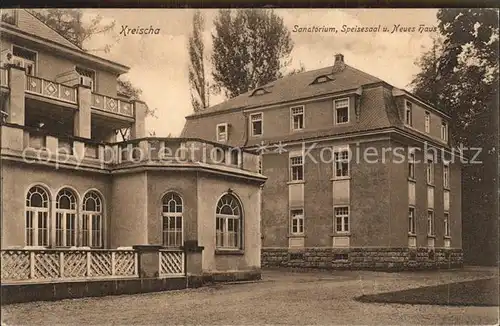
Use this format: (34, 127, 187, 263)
(291, 128, 305, 133)
(408, 177, 416, 183)
(287, 180, 305, 185)
(330, 233, 351, 237)
(330, 176, 351, 181)
(443, 187, 450, 191)
(215, 249, 244, 256)
(427, 235, 436, 239)
(444, 236, 452, 239)
(288, 234, 305, 238)
(427, 183, 435, 187)
(408, 233, 417, 237)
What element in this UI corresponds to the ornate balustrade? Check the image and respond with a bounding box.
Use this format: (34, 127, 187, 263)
(0, 67, 8, 87)
(159, 249, 184, 277)
(91, 93, 134, 117)
(1, 248, 138, 282)
(25, 75, 77, 104)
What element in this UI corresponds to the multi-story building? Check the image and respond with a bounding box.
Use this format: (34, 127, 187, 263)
(182, 53, 463, 270)
(0, 9, 265, 286)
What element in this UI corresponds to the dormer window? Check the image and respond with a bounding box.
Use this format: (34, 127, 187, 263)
(76, 67, 96, 91)
(250, 88, 270, 97)
(1, 9, 17, 25)
(405, 100, 413, 126)
(334, 98, 349, 124)
(216, 123, 228, 143)
(312, 74, 334, 85)
(12, 46, 36, 76)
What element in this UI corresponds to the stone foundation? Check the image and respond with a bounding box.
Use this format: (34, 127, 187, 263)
(262, 247, 463, 271)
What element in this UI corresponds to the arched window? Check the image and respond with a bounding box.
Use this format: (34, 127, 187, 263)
(82, 191, 103, 248)
(55, 188, 77, 247)
(216, 193, 242, 249)
(25, 186, 50, 246)
(162, 192, 183, 247)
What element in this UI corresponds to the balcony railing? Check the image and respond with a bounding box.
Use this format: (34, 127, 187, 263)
(25, 75, 77, 104)
(1, 248, 186, 283)
(91, 93, 134, 117)
(1, 124, 262, 174)
(0, 67, 8, 87)
(1, 248, 138, 282)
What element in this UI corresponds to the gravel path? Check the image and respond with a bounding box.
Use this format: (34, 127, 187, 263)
(2, 267, 498, 325)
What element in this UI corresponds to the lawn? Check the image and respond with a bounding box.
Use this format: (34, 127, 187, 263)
(356, 277, 499, 306)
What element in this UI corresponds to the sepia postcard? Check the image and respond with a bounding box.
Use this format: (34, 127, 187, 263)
(0, 6, 498, 325)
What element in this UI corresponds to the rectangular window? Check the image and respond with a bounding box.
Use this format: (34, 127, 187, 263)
(334, 149, 349, 178)
(13, 45, 36, 76)
(408, 207, 416, 234)
(444, 212, 450, 237)
(216, 123, 228, 142)
(290, 155, 304, 181)
(290, 209, 304, 235)
(82, 214, 102, 248)
(425, 111, 431, 133)
(334, 98, 349, 124)
(163, 215, 183, 247)
(405, 100, 413, 126)
(291, 106, 304, 130)
(250, 113, 263, 136)
(408, 150, 415, 179)
(216, 216, 241, 249)
(427, 210, 434, 236)
(76, 66, 96, 91)
(441, 121, 448, 141)
(26, 210, 48, 246)
(334, 206, 349, 233)
(443, 164, 450, 188)
(426, 157, 434, 184)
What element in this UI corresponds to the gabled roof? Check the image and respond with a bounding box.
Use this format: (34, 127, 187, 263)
(1, 9, 129, 74)
(188, 62, 382, 118)
(9, 10, 83, 51)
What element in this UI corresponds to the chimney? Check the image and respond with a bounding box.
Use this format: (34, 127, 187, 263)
(334, 53, 344, 65)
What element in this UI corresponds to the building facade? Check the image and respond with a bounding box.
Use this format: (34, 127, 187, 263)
(182, 53, 463, 270)
(0, 9, 266, 282)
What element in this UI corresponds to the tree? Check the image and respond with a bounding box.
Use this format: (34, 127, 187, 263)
(211, 9, 293, 98)
(411, 9, 499, 265)
(188, 10, 209, 112)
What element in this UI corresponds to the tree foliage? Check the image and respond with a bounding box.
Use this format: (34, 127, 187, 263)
(30, 9, 115, 52)
(188, 10, 209, 112)
(411, 9, 499, 265)
(211, 9, 293, 98)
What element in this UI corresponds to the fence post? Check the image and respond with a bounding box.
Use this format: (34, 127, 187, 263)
(132, 245, 162, 278)
(111, 252, 116, 276)
(59, 252, 64, 278)
(86, 251, 92, 277)
(29, 251, 35, 279)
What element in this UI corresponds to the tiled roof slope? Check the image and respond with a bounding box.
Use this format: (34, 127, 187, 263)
(10, 10, 83, 51)
(189, 62, 382, 117)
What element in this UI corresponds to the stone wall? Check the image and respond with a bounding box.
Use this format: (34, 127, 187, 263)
(262, 247, 463, 271)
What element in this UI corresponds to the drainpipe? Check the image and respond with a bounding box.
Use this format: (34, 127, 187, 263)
(0, 111, 8, 249)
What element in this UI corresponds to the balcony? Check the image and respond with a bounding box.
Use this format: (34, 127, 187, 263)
(92, 92, 134, 117)
(1, 123, 263, 177)
(26, 75, 77, 104)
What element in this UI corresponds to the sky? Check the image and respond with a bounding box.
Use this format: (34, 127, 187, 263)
(84, 9, 439, 137)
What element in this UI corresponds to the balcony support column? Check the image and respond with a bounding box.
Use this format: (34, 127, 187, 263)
(131, 100, 147, 139)
(74, 85, 91, 139)
(7, 65, 26, 125)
